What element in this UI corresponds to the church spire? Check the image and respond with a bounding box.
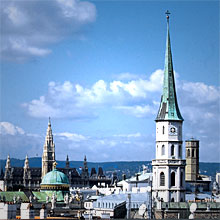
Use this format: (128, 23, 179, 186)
(156, 11, 183, 121)
(42, 118, 55, 178)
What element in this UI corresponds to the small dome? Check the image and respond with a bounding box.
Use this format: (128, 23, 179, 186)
(41, 169, 69, 191)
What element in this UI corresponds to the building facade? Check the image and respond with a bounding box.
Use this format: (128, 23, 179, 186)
(152, 13, 186, 202)
(2, 119, 111, 191)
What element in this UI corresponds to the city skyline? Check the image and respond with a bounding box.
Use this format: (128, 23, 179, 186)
(0, 0, 219, 162)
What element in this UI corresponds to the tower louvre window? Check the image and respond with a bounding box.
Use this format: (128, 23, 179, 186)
(192, 149, 195, 157)
(171, 145, 175, 156)
(161, 145, 165, 155)
(180, 172, 183, 187)
(171, 172, 176, 186)
(171, 172, 175, 186)
(187, 149, 190, 157)
(179, 145, 182, 158)
(160, 172, 165, 186)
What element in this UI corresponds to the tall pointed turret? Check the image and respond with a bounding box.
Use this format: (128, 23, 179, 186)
(81, 155, 89, 180)
(66, 155, 70, 168)
(42, 118, 55, 179)
(24, 155, 29, 169)
(156, 12, 183, 121)
(23, 155, 31, 189)
(152, 11, 186, 203)
(4, 155, 12, 191)
(5, 155, 11, 169)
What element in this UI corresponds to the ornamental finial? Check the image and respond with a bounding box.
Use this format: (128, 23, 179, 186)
(165, 10, 171, 22)
(53, 161, 57, 170)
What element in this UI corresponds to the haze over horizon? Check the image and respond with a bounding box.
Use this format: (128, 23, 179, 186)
(0, 0, 219, 163)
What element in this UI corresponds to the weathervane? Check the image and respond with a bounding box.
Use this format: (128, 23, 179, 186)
(165, 10, 171, 22)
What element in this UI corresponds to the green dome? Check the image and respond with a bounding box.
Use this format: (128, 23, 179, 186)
(41, 169, 69, 191)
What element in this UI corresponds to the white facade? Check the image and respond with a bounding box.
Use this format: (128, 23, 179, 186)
(152, 121, 186, 202)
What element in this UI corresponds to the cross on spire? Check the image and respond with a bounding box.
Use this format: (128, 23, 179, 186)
(165, 10, 171, 22)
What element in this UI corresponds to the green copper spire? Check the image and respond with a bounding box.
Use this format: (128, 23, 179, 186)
(156, 11, 183, 121)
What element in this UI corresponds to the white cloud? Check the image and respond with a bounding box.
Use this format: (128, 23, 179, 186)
(0, 0, 96, 61)
(0, 122, 25, 135)
(0, 122, 43, 159)
(180, 82, 220, 104)
(54, 132, 154, 161)
(114, 133, 141, 138)
(116, 105, 157, 118)
(55, 132, 87, 142)
(23, 69, 163, 118)
(114, 72, 140, 81)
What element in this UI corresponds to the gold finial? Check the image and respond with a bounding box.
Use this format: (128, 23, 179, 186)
(165, 10, 171, 21)
(53, 161, 57, 170)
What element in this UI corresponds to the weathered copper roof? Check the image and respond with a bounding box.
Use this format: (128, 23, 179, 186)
(156, 19, 183, 121)
(41, 169, 69, 185)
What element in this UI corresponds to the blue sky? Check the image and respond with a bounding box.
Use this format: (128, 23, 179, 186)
(0, 0, 219, 162)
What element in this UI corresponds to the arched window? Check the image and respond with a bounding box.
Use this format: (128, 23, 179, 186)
(187, 149, 190, 157)
(162, 145, 165, 156)
(160, 172, 165, 186)
(162, 126, 165, 134)
(171, 172, 175, 186)
(171, 198, 175, 202)
(192, 149, 195, 157)
(180, 172, 183, 187)
(171, 145, 175, 156)
(179, 145, 182, 158)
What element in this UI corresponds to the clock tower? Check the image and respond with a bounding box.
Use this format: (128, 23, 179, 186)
(152, 11, 186, 202)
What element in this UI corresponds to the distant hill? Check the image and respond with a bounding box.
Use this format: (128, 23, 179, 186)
(0, 158, 219, 180)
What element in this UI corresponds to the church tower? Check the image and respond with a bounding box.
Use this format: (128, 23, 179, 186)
(81, 155, 89, 179)
(185, 139, 199, 182)
(41, 118, 55, 179)
(152, 11, 186, 202)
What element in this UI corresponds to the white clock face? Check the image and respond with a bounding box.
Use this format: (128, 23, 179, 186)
(169, 126, 177, 135)
(170, 127, 176, 133)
